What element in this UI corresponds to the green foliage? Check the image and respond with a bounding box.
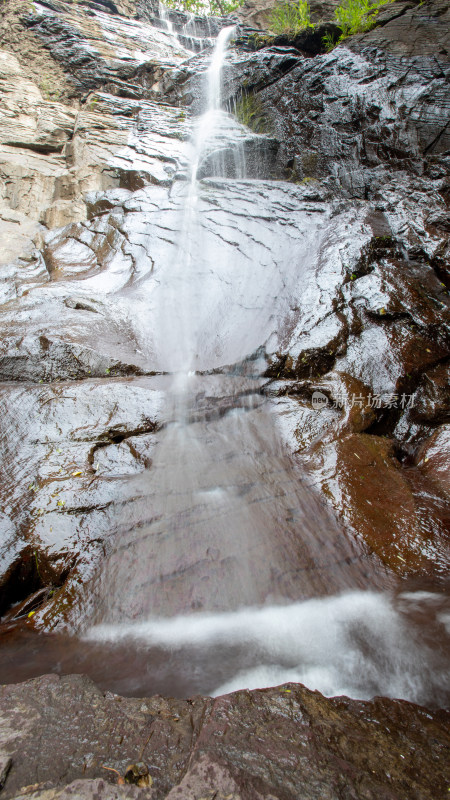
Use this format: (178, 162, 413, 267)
(269, 0, 313, 36)
(334, 0, 393, 39)
(322, 30, 337, 51)
(163, 0, 243, 16)
(235, 92, 269, 133)
(245, 31, 275, 50)
(321, 0, 394, 50)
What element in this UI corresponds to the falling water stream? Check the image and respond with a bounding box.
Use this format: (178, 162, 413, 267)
(1, 23, 449, 707)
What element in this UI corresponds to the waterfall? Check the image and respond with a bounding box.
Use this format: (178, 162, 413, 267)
(189, 26, 236, 200)
(156, 25, 236, 376)
(206, 25, 234, 112)
(77, 26, 376, 638)
(158, 3, 215, 52)
(34, 16, 448, 710)
(158, 1, 174, 35)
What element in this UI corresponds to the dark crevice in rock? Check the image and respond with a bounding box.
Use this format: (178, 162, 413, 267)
(364, 353, 450, 444)
(34, 0, 121, 14)
(422, 232, 450, 287)
(0, 547, 71, 620)
(63, 502, 114, 515)
(271, 23, 342, 57)
(432, 258, 450, 290)
(1, 587, 52, 625)
(343, 234, 404, 284)
(265, 346, 338, 381)
(236, 23, 342, 57)
(2, 140, 66, 154)
(423, 119, 450, 155)
(87, 420, 159, 466)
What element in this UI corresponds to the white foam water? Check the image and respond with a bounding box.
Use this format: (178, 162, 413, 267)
(158, 2, 174, 34)
(155, 25, 236, 374)
(86, 590, 450, 706)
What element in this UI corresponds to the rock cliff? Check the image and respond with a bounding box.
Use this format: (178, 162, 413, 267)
(0, 0, 449, 796)
(0, 0, 448, 619)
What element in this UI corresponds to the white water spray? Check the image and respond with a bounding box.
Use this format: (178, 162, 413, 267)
(158, 2, 174, 35)
(156, 25, 235, 375)
(207, 25, 234, 111)
(86, 590, 450, 706)
(190, 26, 235, 194)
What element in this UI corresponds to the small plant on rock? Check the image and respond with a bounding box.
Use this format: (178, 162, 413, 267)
(235, 93, 269, 134)
(269, 0, 313, 36)
(322, 30, 337, 51)
(335, 0, 393, 39)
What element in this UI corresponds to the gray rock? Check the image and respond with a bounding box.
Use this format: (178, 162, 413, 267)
(240, 1, 450, 190)
(0, 377, 163, 621)
(25, 0, 191, 98)
(0, 335, 146, 382)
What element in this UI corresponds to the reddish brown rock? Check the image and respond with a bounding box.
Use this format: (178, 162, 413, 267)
(313, 432, 436, 574)
(0, 674, 449, 800)
(274, 375, 450, 578)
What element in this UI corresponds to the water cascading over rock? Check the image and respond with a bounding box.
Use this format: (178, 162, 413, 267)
(0, 0, 448, 711)
(76, 24, 367, 630)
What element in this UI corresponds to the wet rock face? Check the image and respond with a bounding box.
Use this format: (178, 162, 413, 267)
(0, 0, 448, 699)
(0, 378, 163, 620)
(253, 1, 450, 188)
(269, 369, 450, 579)
(244, 0, 450, 584)
(24, 0, 191, 99)
(0, 674, 449, 800)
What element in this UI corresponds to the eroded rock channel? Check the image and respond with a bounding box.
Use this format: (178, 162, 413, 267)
(0, 0, 449, 796)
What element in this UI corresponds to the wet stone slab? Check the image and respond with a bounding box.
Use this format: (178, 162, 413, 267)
(0, 377, 164, 622)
